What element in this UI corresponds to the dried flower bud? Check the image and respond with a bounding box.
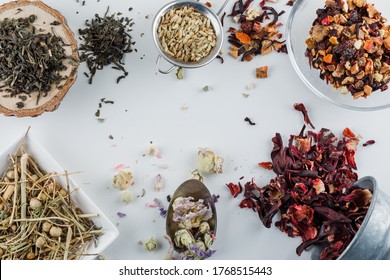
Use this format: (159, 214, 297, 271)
(121, 191, 133, 204)
(198, 148, 224, 174)
(59, 189, 67, 197)
(38, 193, 47, 202)
(146, 146, 161, 157)
(143, 237, 158, 252)
(6, 171, 15, 180)
(195, 240, 207, 252)
(113, 170, 133, 190)
(174, 229, 195, 248)
(49, 226, 62, 237)
(35, 236, 46, 248)
(29, 197, 42, 210)
(190, 169, 204, 182)
(26, 252, 36, 260)
(204, 233, 214, 249)
(42, 222, 52, 232)
(199, 222, 210, 234)
(0, 248, 3, 257)
(31, 174, 39, 181)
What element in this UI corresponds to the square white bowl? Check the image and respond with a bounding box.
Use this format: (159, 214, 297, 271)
(0, 133, 119, 259)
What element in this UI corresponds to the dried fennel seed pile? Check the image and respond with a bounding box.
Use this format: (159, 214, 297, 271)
(78, 8, 134, 84)
(0, 152, 101, 260)
(0, 16, 74, 106)
(157, 5, 217, 63)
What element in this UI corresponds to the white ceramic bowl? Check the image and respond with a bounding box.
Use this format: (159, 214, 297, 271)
(0, 134, 119, 259)
(286, 0, 390, 111)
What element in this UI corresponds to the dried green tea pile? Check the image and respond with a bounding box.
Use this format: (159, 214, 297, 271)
(0, 146, 101, 260)
(0, 16, 70, 104)
(78, 9, 134, 84)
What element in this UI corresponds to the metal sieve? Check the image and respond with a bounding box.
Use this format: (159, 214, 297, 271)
(152, 0, 228, 74)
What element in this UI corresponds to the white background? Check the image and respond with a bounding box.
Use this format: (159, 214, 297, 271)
(0, 0, 389, 260)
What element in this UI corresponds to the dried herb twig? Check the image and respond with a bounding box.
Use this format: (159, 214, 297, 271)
(0, 142, 102, 260)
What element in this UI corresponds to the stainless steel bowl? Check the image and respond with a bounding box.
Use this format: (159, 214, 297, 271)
(152, 0, 224, 74)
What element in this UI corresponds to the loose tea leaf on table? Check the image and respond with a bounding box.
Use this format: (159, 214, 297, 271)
(0, 16, 71, 105)
(78, 8, 134, 84)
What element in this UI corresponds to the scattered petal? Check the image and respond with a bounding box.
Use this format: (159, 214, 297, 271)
(153, 174, 164, 192)
(117, 212, 126, 218)
(121, 191, 133, 204)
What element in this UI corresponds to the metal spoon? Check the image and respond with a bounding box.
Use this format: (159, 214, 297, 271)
(166, 179, 217, 253)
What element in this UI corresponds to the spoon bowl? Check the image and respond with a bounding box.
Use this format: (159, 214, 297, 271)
(166, 179, 217, 253)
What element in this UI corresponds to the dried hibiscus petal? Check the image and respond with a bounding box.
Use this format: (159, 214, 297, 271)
(341, 189, 372, 208)
(363, 140, 375, 147)
(239, 198, 256, 210)
(227, 118, 373, 259)
(226, 182, 242, 198)
(342, 128, 355, 138)
(258, 161, 273, 170)
(293, 103, 315, 129)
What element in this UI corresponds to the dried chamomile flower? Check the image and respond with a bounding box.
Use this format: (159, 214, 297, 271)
(121, 191, 133, 204)
(174, 229, 195, 248)
(197, 148, 224, 174)
(143, 237, 158, 252)
(189, 169, 204, 181)
(113, 170, 133, 190)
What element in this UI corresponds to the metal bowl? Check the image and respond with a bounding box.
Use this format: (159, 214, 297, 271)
(152, 0, 223, 73)
(309, 176, 390, 260)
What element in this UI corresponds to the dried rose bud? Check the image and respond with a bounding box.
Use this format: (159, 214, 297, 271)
(199, 222, 210, 234)
(174, 229, 195, 248)
(112, 170, 133, 190)
(143, 237, 158, 252)
(198, 148, 224, 174)
(204, 233, 214, 249)
(189, 169, 204, 181)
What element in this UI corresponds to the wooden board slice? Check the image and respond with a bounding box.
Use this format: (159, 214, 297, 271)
(0, 0, 79, 117)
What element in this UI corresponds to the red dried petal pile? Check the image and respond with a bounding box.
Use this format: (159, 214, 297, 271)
(229, 125, 373, 260)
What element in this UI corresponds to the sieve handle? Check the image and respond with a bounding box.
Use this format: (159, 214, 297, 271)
(216, 0, 231, 16)
(156, 55, 176, 74)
